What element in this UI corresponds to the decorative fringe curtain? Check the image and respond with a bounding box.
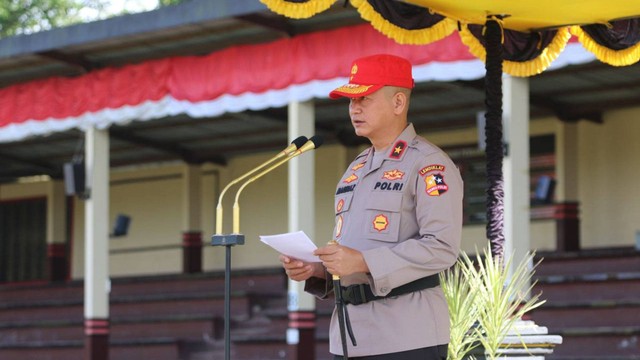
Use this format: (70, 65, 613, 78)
(459, 24, 571, 77)
(350, 0, 457, 45)
(259, 0, 337, 19)
(571, 18, 640, 66)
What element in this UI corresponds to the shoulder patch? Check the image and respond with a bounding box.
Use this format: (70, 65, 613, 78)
(425, 173, 448, 196)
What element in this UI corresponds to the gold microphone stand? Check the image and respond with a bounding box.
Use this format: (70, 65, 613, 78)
(214, 136, 307, 236)
(211, 136, 322, 360)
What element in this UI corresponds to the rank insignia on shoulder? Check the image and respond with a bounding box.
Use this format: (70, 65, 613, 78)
(419, 164, 446, 176)
(343, 173, 358, 184)
(425, 173, 449, 196)
(383, 169, 404, 180)
(352, 162, 365, 171)
(389, 140, 407, 159)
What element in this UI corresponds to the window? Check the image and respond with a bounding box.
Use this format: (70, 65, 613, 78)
(0, 197, 47, 283)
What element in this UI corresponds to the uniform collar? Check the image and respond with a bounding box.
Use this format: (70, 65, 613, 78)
(352, 123, 417, 167)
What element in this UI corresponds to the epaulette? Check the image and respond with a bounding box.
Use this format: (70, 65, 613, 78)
(411, 137, 441, 157)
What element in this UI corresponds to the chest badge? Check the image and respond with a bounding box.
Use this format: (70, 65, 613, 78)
(372, 214, 389, 232)
(343, 173, 358, 184)
(383, 169, 404, 181)
(335, 215, 344, 239)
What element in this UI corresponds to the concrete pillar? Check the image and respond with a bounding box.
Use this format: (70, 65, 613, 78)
(502, 76, 531, 285)
(182, 164, 203, 273)
(46, 179, 68, 282)
(84, 126, 110, 360)
(287, 100, 317, 360)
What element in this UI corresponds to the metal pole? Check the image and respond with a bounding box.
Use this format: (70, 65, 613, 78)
(224, 245, 231, 360)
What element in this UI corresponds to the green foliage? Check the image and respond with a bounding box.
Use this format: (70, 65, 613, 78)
(158, 0, 183, 5)
(0, 0, 184, 37)
(441, 246, 546, 360)
(440, 258, 482, 360)
(0, 0, 105, 37)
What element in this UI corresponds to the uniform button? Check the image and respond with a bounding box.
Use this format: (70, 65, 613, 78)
(380, 287, 388, 293)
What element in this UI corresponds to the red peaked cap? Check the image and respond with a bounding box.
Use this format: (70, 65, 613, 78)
(329, 54, 415, 99)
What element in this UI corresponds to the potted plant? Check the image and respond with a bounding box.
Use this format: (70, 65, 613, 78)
(440, 246, 546, 360)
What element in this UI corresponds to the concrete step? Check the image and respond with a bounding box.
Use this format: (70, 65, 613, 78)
(548, 326, 640, 359)
(178, 336, 332, 360)
(0, 281, 83, 306)
(0, 291, 253, 323)
(0, 315, 218, 345)
(110, 267, 286, 298)
(0, 338, 180, 360)
(535, 248, 640, 277)
(529, 300, 640, 329)
(0, 268, 287, 307)
(532, 273, 640, 303)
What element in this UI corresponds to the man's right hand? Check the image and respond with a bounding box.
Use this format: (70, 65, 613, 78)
(280, 254, 326, 281)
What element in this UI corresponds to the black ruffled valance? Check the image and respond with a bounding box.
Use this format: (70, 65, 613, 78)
(459, 24, 571, 76)
(351, 0, 456, 45)
(571, 18, 640, 66)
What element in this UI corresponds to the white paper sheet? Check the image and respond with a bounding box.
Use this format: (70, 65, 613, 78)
(259, 230, 320, 262)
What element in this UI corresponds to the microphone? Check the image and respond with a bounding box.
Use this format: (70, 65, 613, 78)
(230, 135, 323, 233)
(215, 136, 308, 235)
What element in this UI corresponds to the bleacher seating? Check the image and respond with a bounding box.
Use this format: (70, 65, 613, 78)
(1, 249, 638, 359)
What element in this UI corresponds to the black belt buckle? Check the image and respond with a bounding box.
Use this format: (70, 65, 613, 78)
(342, 283, 369, 305)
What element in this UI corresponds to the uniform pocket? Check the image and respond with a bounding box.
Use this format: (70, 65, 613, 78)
(335, 193, 353, 215)
(365, 192, 402, 243)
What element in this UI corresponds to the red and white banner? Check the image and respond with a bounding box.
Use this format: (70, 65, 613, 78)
(0, 24, 594, 143)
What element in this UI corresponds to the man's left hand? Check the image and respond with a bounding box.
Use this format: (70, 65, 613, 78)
(314, 242, 369, 277)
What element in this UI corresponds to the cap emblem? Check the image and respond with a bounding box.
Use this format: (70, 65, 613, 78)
(350, 64, 358, 81)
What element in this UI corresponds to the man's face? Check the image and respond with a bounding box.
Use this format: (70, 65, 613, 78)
(348, 88, 396, 141)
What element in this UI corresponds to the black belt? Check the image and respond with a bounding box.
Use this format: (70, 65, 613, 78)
(341, 274, 440, 306)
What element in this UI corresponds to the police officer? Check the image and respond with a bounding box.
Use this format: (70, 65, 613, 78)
(280, 54, 463, 360)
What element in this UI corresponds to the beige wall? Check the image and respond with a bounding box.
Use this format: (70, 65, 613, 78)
(577, 107, 640, 248)
(4, 107, 640, 279)
(207, 144, 343, 271)
(71, 164, 187, 278)
(460, 221, 556, 254)
(0, 179, 47, 200)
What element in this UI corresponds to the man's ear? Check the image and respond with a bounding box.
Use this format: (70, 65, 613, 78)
(393, 91, 408, 115)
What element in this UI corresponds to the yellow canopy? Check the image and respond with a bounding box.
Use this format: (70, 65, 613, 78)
(406, 0, 640, 32)
(261, 0, 640, 75)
